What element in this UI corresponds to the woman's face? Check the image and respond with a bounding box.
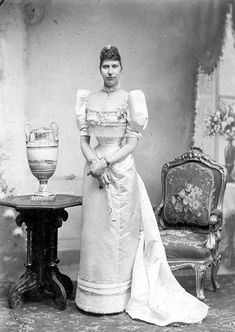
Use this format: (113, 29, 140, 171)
(100, 59, 122, 88)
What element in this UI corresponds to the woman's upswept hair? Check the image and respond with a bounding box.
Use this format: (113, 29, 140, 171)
(99, 45, 122, 68)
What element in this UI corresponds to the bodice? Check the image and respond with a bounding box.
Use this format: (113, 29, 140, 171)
(85, 89, 128, 140)
(75, 88, 148, 143)
(86, 108, 127, 140)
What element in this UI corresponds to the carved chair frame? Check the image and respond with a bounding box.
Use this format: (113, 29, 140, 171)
(157, 148, 227, 300)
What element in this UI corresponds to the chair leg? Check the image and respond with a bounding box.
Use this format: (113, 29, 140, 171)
(195, 265, 207, 301)
(211, 254, 221, 291)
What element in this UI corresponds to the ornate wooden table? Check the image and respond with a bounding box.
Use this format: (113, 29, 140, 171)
(0, 194, 82, 310)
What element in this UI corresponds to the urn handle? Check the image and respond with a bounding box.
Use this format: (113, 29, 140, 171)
(50, 121, 59, 142)
(25, 122, 33, 143)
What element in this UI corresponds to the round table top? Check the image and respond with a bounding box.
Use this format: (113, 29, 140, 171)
(0, 194, 83, 210)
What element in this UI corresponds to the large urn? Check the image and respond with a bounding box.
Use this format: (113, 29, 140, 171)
(224, 136, 235, 183)
(25, 122, 59, 199)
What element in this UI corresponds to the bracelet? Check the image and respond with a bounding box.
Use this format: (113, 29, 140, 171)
(103, 157, 112, 167)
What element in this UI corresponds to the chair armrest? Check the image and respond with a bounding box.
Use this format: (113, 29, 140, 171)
(206, 232, 216, 250)
(206, 209, 223, 250)
(209, 209, 222, 225)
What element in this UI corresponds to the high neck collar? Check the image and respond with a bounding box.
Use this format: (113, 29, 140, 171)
(102, 84, 120, 94)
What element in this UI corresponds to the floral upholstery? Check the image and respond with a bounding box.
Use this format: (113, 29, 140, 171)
(161, 229, 211, 260)
(163, 163, 215, 227)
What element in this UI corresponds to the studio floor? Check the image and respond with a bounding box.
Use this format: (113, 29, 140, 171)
(0, 275, 234, 332)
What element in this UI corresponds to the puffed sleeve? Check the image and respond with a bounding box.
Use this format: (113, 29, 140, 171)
(125, 90, 148, 139)
(75, 89, 91, 136)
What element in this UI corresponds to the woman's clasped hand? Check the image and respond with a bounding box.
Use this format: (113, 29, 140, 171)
(87, 158, 111, 187)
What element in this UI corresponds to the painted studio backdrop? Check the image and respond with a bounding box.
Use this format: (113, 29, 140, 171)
(0, 0, 235, 281)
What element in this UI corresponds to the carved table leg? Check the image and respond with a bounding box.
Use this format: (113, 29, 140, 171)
(52, 267, 73, 299)
(45, 269, 67, 310)
(48, 210, 73, 300)
(8, 269, 38, 309)
(8, 213, 40, 308)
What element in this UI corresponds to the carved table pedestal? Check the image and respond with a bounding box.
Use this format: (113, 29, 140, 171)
(0, 194, 82, 310)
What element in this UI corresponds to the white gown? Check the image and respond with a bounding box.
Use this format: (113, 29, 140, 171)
(126, 175, 209, 325)
(75, 88, 209, 325)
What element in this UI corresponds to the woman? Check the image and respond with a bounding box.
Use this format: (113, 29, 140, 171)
(75, 45, 209, 326)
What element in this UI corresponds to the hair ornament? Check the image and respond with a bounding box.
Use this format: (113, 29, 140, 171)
(99, 45, 122, 68)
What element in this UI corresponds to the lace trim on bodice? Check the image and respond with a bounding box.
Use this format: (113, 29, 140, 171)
(86, 107, 127, 127)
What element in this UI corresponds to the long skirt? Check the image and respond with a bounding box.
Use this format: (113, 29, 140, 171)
(75, 153, 209, 325)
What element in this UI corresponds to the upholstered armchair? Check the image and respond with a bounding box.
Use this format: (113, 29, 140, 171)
(156, 147, 226, 300)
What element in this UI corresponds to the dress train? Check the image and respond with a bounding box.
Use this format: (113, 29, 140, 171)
(125, 175, 209, 326)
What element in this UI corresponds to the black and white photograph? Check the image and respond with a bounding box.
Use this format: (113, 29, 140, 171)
(0, 0, 235, 331)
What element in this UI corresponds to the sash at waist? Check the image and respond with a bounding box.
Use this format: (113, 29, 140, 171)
(95, 139, 122, 158)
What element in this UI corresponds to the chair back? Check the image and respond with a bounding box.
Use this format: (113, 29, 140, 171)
(159, 148, 226, 229)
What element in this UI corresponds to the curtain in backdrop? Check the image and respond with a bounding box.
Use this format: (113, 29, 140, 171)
(190, 0, 231, 74)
